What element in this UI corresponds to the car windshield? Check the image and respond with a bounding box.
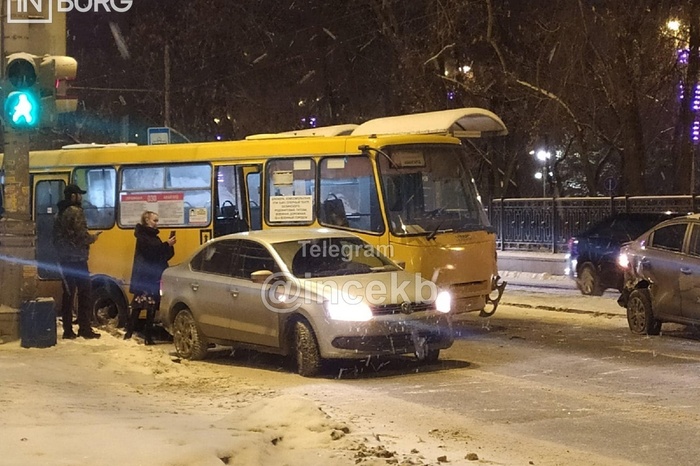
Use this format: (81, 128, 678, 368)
(272, 237, 399, 278)
(377, 144, 492, 236)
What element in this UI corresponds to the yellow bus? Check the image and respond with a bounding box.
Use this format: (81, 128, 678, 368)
(0, 107, 508, 326)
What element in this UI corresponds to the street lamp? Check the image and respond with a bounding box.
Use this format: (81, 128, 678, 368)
(530, 149, 551, 197)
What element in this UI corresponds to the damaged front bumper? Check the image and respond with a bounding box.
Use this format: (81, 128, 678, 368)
(480, 275, 507, 317)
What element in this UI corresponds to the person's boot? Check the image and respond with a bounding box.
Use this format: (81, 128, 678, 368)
(143, 307, 155, 345)
(78, 328, 101, 339)
(123, 308, 139, 340)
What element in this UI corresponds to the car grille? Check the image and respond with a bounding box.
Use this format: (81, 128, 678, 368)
(332, 331, 451, 353)
(371, 301, 435, 315)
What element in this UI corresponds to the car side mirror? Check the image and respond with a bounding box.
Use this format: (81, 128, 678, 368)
(250, 270, 273, 284)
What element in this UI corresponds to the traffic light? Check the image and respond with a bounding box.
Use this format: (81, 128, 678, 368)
(4, 53, 40, 129)
(37, 55, 79, 121)
(2, 53, 78, 130)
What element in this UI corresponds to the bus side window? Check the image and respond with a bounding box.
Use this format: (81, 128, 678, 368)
(75, 167, 117, 229)
(215, 165, 251, 236)
(319, 156, 384, 234)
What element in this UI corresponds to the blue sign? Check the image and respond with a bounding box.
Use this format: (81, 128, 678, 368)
(148, 127, 171, 145)
(604, 176, 617, 194)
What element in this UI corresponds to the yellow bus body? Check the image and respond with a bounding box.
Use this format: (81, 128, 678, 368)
(1, 111, 506, 324)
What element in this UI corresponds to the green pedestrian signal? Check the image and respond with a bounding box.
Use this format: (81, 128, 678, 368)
(2, 53, 78, 130)
(4, 90, 40, 129)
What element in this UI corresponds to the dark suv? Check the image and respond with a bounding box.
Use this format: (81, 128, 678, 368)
(566, 213, 675, 295)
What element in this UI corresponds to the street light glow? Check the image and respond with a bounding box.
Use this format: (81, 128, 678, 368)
(534, 171, 543, 180)
(668, 20, 681, 32)
(536, 149, 550, 162)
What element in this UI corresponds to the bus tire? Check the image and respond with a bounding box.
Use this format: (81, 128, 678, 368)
(92, 285, 126, 328)
(173, 309, 209, 360)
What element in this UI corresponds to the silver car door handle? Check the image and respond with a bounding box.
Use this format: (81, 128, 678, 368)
(681, 267, 692, 275)
(190, 282, 199, 291)
(230, 288, 239, 298)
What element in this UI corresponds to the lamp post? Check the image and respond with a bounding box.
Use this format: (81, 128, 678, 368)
(530, 149, 551, 197)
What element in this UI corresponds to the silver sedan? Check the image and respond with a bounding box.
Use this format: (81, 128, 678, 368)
(158, 228, 453, 376)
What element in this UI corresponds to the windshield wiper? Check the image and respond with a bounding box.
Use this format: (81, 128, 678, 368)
(427, 222, 454, 240)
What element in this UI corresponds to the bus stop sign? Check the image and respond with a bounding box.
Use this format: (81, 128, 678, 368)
(148, 127, 170, 145)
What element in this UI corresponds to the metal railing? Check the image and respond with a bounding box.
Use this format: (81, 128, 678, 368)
(488, 195, 698, 253)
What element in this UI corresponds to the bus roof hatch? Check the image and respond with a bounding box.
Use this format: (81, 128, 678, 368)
(350, 107, 508, 138)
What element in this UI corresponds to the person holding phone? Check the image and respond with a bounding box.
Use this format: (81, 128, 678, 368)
(53, 184, 103, 340)
(124, 210, 176, 344)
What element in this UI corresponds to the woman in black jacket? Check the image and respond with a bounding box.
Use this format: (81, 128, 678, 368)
(125, 210, 176, 344)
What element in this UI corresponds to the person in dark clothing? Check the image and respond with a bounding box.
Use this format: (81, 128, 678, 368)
(124, 210, 176, 345)
(53, 184, 102, 339)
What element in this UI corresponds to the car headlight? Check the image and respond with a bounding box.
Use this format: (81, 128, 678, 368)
(618, 252, 629, 269)
(435, 290, 451, 313)
(324, 300, 373, 322)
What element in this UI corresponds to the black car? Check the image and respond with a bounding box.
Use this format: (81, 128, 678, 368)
(566, 212, 675, 295)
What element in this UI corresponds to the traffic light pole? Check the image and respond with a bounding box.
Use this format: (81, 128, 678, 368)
(0, 7, 76, 342)
(0, 127, 37, 310)
(0, 6, 37, 337)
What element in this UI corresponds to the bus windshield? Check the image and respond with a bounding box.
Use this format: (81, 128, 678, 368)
(378, 144, 492, 237)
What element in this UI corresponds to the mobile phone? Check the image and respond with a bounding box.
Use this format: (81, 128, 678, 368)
(169, 230, 176, 239)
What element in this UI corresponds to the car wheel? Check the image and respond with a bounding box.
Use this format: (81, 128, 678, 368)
(416, 348, 440, 364)
(626, 289, 662, 335)
(578, 264, 604, 296)
(294, 320, 322, 377)
(172, 309, 209, 360)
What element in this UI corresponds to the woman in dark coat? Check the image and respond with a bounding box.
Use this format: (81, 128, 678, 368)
(125, 210, 176, 344)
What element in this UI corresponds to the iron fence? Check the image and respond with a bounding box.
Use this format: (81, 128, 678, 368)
(488, 195, 699, 253)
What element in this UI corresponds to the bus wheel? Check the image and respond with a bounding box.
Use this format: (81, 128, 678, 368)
(92, 286, 125, 328)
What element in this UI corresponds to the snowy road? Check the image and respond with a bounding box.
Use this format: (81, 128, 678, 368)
(2, 286, 700, 465)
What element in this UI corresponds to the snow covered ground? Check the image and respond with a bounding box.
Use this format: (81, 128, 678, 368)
(0, 278, 630, 466)
(3, 326, 505, 466)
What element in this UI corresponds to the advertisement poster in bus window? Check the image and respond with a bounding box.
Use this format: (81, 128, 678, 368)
(120, 193, 185, 224)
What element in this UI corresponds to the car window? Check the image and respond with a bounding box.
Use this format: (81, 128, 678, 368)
(590, 215, 669, 240)
(278, 237, 393, 278)
(688, 224, 700, 257)
(234, 240, 278, 279)
(619, 217, 662, 240)
(191, 240, 239, 275)
(649, 224, 687, 252)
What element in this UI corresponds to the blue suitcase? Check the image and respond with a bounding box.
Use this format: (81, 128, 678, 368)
(20, 298, 57, 348)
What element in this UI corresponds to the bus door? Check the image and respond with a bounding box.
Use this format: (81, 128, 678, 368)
(214, 164, 262, 236)
(33, 174, 69, 279)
